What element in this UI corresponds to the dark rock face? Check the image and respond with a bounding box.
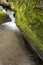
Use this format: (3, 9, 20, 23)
(13, 13, 15, 17)
(0, 4, 11, 10)
(2, 15, 11, 23)
(6, 0, 8, 2)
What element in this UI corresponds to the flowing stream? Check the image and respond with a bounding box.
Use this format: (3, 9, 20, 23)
(0, 6, 19, 32)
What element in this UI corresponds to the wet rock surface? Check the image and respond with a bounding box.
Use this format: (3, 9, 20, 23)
(0, 26, 43, 65)
(2, 14, 11, 23)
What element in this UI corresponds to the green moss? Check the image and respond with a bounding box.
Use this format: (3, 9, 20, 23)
(8, 0, 43, 51)
(16, 11, 43, 51)
(0, 10, 6, 24)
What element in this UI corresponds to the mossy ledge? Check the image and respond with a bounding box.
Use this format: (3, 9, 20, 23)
(0, 10, 6, 24)
(7, 0, 43, 60)
(0, 10, 11, 24)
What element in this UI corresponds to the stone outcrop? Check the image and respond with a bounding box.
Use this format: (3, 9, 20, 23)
(0, 0, 9, 5)
(0, 10, 11, 24)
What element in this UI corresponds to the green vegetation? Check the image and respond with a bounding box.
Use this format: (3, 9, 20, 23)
(0, 10, 6, 24)
(8, 0, 43, 51)
(0, 10, 11, 24)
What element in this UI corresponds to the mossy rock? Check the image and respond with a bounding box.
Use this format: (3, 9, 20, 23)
(5, 0, 43, 60)
(0, 10, 11, 24)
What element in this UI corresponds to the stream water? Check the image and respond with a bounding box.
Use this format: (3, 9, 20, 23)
(0, 6, 43, 65)
(0, 6, 19, 32)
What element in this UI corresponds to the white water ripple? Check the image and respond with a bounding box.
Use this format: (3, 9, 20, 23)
(0, 6, 19, 32)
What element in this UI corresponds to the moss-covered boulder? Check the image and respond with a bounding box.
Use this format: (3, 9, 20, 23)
(0, 10, 11, 24)
(5, 0, 43, 60)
